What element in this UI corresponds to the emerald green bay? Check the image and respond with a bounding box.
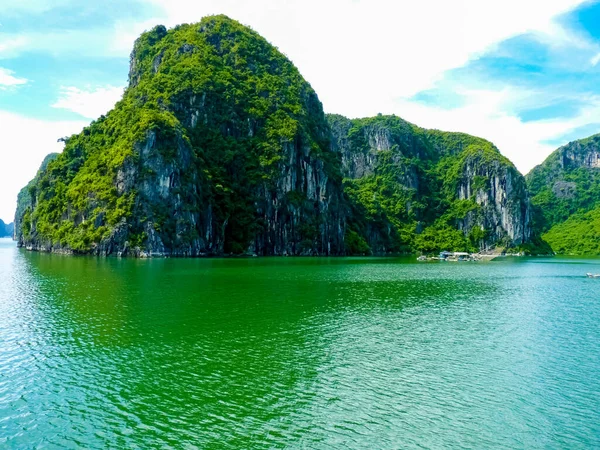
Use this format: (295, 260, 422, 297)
(1, 237, 599, 448)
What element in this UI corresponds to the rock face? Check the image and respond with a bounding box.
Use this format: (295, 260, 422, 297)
(454, 153, 531, 246)
(558, 141, 600, 169)
(15, 15, 534, 257)
(527, 133, 600, 232)
(15, 16, 345, 256)
(329, 114, 532, 253)
(525, 133, 600, 255)
(14, 153, 59, 244)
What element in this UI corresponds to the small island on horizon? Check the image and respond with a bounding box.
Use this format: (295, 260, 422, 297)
(0, 219, 13, 238)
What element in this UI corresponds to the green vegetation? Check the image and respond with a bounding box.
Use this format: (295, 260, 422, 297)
(17, 15, 537, 257)
(543, 206, 600, 255)
(15, 153, 59, 242)
(526, 133, 600, 254)
(344, 229, 370, 255)
(17, 16, 340, 255)
(331, 115, 531, 254)
(527, 141, 600, 233)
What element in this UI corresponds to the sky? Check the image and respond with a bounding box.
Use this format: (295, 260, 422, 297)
(1, 0, 600, 222)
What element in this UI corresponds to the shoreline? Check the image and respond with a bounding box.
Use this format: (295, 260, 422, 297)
(13, 243, 556, 260)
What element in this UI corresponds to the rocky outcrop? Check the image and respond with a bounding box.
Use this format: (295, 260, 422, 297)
(526, 133, 600, 232)
(15, 15, 535, 257)
(15, 16, 345, 257)
(528, 134, 600, 185)
(329, 114, 429, 181)
(455, 156, 531, 247)
(329, 114, 532, 252)
(558, 140, 600, 169)
(14, 153, 59, 244)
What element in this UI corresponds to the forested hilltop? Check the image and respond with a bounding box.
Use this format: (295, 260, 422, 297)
(527, 134, 600, 254)
(329, 114, 533, 254)
(15, 15, 539, 257)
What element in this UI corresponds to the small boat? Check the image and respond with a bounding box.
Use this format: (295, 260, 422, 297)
(417, 256, 427, 262)
(586, 273, 600, 278)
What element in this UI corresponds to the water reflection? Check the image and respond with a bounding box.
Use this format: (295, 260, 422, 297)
(1, 241, 599, 448)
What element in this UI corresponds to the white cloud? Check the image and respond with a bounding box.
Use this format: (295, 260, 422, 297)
(395, 88, 600, 174)
(139, 0, 587, 116)
(0, 111, 87, 223)
(109, 18, 165, 57)
(0, 36, 30, 58)
(0, 28, 136, 59)
(0, 67, 27, 88)
(52, 85, 124, 119)
(118, 0, 590, 174)
(0, 0, 595, 224)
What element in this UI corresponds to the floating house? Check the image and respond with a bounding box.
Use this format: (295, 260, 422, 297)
(439, 251, 474, 261)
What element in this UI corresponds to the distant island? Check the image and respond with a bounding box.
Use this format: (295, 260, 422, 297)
(0, 219, 13, 238)
(12, 15, 600, 257)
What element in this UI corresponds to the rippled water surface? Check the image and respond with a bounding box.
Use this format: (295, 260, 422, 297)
(1, 238, 600, 448)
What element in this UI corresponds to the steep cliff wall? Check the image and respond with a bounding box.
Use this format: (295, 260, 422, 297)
(451, 148, 531, 247)
(15, 15, 536, 257)
(329, 114, 532, 253)
(527, 133, 600, 232)
(525, 133, 600, 254)
(15, 16, 345, 256)
(14, 153, 59, 244)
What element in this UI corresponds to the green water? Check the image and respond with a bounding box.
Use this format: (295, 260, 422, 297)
(1, 238, 599, 449)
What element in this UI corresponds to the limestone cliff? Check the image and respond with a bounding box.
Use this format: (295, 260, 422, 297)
(452, 150, 531, 247)
(14, 153, 59, 244)
(329, 114, 532, 253)
(15, 15, 535, 257)
(15, 16, 345, 256)
(527, 133, 600, 232)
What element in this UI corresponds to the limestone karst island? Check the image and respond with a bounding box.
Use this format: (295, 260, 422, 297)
(1, 4, 600, 449)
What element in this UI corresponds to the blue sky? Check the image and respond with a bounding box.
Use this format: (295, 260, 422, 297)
(406, 1, 600, 145)
(0, 0, 155, 121)
(1, 0, 600, 222)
